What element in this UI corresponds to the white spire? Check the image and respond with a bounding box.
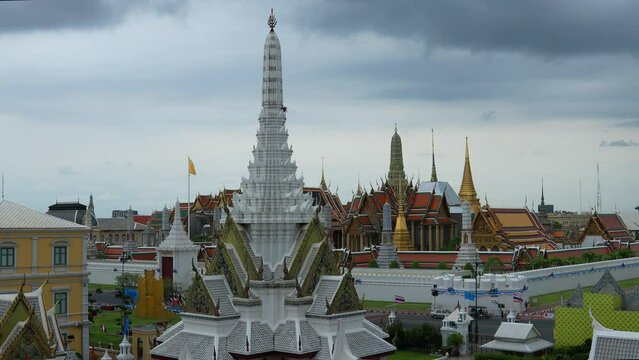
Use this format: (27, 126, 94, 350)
(230, 11, 315, 269)
(157, 201, 193, 250)
(101, 349, 111, 360)
(116, 335, 134, 360)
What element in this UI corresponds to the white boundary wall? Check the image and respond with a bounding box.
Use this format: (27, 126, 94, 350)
(88, 260, 156, 284)
(517, 257, 639, 296)
(352, 257, 639, 303)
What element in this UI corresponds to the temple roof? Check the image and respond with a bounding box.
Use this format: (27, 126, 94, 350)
(418, 181, 461, 207)
(97, 218, 147, 231)
(478, 206, 557, 249)
(481, 322, 554, 354)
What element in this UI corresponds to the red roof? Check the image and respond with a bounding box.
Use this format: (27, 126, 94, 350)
(133, 215, 151, 225)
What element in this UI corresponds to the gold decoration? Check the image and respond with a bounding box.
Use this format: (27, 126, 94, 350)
(133, 270, 173, 320)
(459, 137, 481, 215)
(392, 177, 413, 251)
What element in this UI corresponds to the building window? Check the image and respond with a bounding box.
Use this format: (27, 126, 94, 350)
(0, 247, 15, 268)
(54, 291, 68, 315)
(54, 246, 67, 266)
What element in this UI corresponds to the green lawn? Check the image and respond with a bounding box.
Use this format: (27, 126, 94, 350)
(90, 310, 179, 347)
(530, 277, 639, 307)
(362, 300, 431, 312)
(389, 350, 441, 360)
(89, 283, 119, 291)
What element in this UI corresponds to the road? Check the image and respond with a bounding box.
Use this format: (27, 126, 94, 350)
(365, 312, 555, 342)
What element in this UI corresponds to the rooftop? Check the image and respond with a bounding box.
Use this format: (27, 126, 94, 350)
(0, 200, 87, 230)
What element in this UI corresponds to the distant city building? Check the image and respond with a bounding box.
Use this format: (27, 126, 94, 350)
(112, 209, 138, 219)
(47, 200, 98, 226)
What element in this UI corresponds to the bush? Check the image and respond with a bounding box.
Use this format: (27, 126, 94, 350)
(437, 262, 449, 270)
(164, 278, 177, 301)
(386, 320, 442, 352)
(389, 261, 400, 269)
(410, 261, 420, 269)
(368, 260, 379, 268)
(116, 273, 140, 290)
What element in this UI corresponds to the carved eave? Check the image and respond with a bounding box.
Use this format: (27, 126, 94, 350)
(286, 214, 327, 280)
(183, 272, 221, 316)
(219, 215, 261, 281)
(327, 272, 362, 315)
(298, 238, 340, 297)
(205, 240, 249, 298)
(0, 292, 56, 359)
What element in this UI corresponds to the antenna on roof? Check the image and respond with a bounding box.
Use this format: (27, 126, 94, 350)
(596, 164, 602, 213)
(579, 177, 583, 214)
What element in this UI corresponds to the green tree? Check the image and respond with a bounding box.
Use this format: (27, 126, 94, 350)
(485, 257, 504, 273)
(116, 273, 140, 290)
(368, 260, 379, 268)
(437, 262, 449, 270)
(442, 237, 461, 251)
(582, 252, 598, 263)
(389, 260, 400, 269)
(447, 332, 464, 355)
(463, 262, 475, 278)
(386, 319, 406, 349)
(410, 261, 420, 269)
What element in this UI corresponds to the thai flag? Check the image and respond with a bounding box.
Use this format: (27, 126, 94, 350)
(513, 293, 523, 303)
(394, 295, 405, 304)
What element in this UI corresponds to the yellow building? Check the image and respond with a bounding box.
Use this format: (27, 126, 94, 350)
(0, 199, 89, 357)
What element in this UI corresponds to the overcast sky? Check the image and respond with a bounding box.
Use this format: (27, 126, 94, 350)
(1, 0, 637, 217)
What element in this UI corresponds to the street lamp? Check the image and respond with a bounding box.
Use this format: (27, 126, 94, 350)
(474, 261, 484, 345)
(119, 251, 129, 336)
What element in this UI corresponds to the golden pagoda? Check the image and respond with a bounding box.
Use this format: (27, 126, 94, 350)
(392, 180, 414, 251)
(459, 137, 481, 215)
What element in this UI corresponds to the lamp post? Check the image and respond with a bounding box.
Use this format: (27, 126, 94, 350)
(119, 251, 129, 336)
(474, 261, 484, 345)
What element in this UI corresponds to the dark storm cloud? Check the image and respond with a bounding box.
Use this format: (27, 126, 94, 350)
(600, 140, 639, 147)
(0, 0, 186, 33)
(293, 0, 639, 57)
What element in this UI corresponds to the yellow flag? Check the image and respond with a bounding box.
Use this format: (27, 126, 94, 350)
(188, 157, 196, 175)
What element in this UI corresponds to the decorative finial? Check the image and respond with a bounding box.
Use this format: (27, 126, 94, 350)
(430, 128, 438, 182)
(394, 123, 397, 133)
(268, 8, 277, 30)
(320, 156, 327, 190)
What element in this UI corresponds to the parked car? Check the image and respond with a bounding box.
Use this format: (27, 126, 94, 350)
(430, 309, 451, 319)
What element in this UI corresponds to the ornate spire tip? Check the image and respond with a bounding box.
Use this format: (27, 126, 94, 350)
(268, 8, 277, 30)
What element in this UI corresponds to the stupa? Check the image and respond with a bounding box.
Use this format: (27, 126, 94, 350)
(150, 10, 395, 360)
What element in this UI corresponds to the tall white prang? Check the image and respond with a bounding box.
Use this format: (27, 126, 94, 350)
(230, 18, 315, 269)
(453, 201, 479, 271)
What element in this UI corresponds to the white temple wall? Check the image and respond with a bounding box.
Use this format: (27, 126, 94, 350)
(352, 257, 639, 306)
(88, 260, 155, 284)
(519, 257, 639, 296)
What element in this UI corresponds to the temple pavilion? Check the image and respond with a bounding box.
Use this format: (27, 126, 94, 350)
(150, 10, 394, 360)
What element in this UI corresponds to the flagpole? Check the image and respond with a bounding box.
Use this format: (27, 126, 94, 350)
(187, 157, 191, 241)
